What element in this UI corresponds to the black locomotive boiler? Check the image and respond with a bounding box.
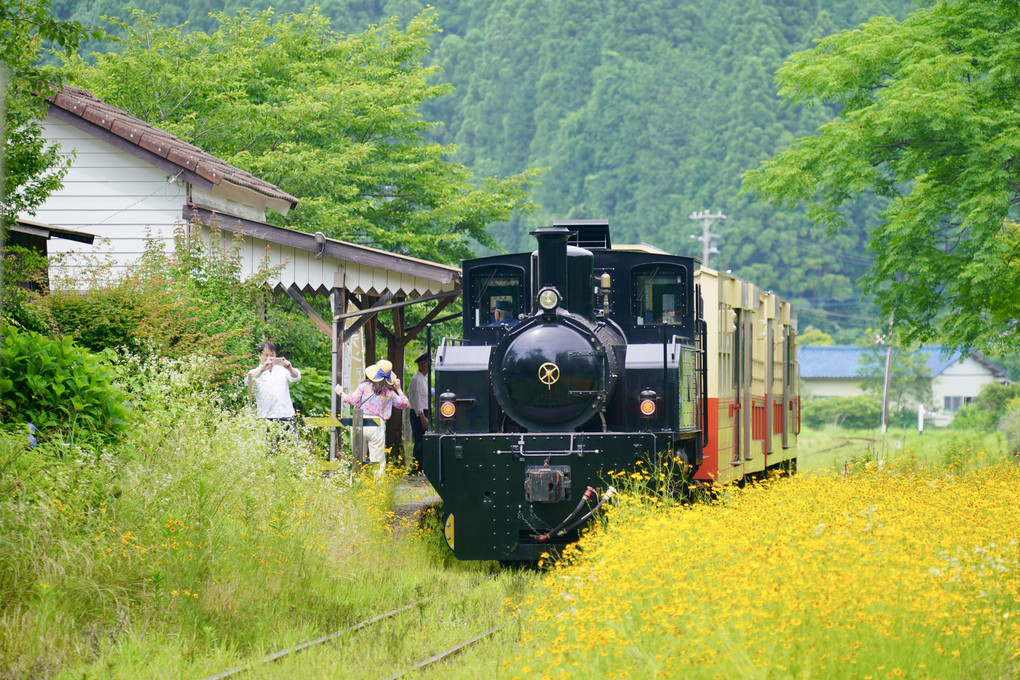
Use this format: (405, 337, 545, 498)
(422, 220, 708, 562)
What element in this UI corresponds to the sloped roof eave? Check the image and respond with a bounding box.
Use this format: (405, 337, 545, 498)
(46, 86, 298, 211)
(185, 205, 461, 292)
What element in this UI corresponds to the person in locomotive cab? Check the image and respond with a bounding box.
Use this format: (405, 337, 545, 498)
(487, 298, 518, 327)
(407, 352, 431, 474)
(334, 359, 409, 477)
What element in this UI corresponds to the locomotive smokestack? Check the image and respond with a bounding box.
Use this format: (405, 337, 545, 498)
(532, 224, 570, 297)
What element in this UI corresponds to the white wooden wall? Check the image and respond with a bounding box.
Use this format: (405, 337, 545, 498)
(28, 116, 186, 288)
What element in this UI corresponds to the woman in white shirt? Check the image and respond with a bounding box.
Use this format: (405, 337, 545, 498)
(246, 341, 301, 422)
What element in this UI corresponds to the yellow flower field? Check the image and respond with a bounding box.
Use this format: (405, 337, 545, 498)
(511, 461, 1020, 680)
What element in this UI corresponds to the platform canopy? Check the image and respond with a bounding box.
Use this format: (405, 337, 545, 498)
(185, 205, 463, 462)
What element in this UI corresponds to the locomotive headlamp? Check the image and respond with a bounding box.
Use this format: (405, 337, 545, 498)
(639, 389, 657, 418)
(439, 392, 457, 419)
(538, 287, 560, 311)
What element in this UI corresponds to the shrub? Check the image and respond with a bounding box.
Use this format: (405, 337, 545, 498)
(40, 223, 333, 396)
(1, 246, 55, 333)
(288, 366, 332, 416)
(0, 324, 131, 439)
(951, 381, 1020, 432)
(45, 279, 147, 352)
(802, 395, 921, 430)
(802, 395, 882, 430)
(999, 396, 1020, 455)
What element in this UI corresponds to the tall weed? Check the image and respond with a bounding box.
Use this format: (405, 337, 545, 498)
(0, 353, 389, 677)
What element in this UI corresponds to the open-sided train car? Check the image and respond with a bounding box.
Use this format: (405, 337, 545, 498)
(422, 220, 798, 562)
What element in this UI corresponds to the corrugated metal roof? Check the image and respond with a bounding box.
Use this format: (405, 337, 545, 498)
(798, 344, 966, 379)
(798, 345, 868, 378)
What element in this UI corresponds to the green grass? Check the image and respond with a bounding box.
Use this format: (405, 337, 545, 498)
(797, 424, 1011, 473)
(0, 355, 534, 679)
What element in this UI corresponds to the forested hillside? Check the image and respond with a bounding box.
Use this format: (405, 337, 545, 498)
(52, 0, 915, 337)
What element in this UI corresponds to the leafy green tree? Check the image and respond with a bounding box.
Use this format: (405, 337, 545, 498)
(743, 0, 1020, 354)
(858, 342, 933, 413)
(798, 327, 835, 345)
(0, 0, 101, 231)
(63, 8, 540, 264)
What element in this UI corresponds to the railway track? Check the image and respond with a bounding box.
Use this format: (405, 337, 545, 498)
(200, 574, 507, 680)
(800, 435, 878, 458)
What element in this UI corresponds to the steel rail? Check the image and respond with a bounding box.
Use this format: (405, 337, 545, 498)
(201, 577, 493, 680)
(384, 625, 506, 680)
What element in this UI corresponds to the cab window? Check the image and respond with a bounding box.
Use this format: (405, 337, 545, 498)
(469, 265, 525, 328)
(633, 266, 687, 325)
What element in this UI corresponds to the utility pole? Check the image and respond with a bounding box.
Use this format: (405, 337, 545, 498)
(877, 312, 895, 435)
(881, 340, 893, 435)
(689, 209, 726, 266)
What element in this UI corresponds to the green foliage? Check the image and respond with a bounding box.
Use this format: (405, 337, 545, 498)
(0, 246, 55, 332)
(999, 397, 1020, 455)
(288, 367, 331, 417)
(0, 324, 130, 437)
(800, 394, 916, 431)
(41, 229, 252, 391)
(0, 353, 511, 677)
(258, 296, 331, 374)
(984, 351, 1020, 382)
(38, 222, 332, 393)
(48, 0, 924, 339)
(0, 0, 103, 230)
(743, 0, 1020, 353)
(951, 381, 1020, 433)
(857, 344, 932, 411)
(62, 7, 540, 264)
(45, 279, 145, 351)
(933, 430, 1006, 475)
(416, 0, 910, 340)
(798, 327, 835, 345)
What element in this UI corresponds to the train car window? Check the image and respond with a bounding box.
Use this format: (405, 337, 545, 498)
(468, 265, 525, 328)
(632, 266, 687, 325)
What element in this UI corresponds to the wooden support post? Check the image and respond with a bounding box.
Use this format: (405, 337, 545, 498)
(386, 301, 407, 469)
(330, 272, 347, 464)
(364, 295, 378, 372)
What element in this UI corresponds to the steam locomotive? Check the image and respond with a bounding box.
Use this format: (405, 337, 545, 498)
(422, 220, 799, 562)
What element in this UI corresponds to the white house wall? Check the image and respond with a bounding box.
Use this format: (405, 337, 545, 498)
(28, 116, 185, 287)
(930, 356, 1001, 426)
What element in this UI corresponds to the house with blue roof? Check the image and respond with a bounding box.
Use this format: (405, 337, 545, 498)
(798, 344, 1010, 426)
